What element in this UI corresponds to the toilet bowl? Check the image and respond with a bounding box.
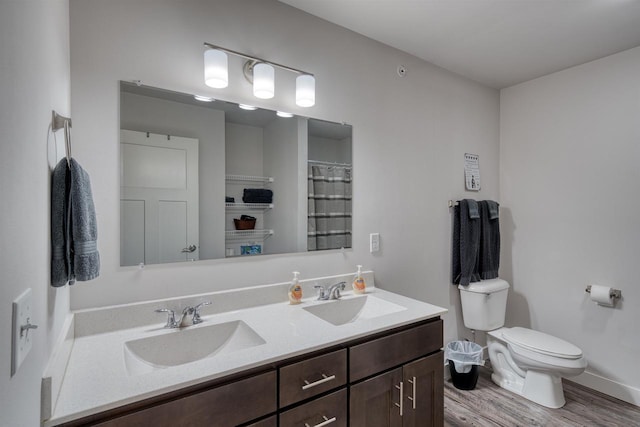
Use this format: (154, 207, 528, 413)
(487, 327, 587, 408)
(458, 279, 587, 408)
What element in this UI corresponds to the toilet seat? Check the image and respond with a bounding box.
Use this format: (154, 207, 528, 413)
(502, 327, 582, 360)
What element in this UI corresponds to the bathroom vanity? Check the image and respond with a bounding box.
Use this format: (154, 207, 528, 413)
(44, 273, 446, 427)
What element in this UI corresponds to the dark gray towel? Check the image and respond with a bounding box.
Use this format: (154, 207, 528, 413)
(51, 160, 71, 287)
(50, 158, 100, 286)
(479, 200, 500, 280)
(452, 199, 481, 285)
(69, 158, 100, 282)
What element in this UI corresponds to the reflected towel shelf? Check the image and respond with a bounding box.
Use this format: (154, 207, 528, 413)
(225, 174, 274, 183)
(225, 202, 273, 211)
(225, 229, 274, 241)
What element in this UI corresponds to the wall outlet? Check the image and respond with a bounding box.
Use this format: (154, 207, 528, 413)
(12, 288, 35, 376)
(370, 233, 380, 253)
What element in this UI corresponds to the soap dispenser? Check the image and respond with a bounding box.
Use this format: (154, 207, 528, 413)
(288, 271, 303, 304)
(353, 265, 366, 294)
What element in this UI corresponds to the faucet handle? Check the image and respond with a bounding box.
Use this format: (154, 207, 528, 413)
(314, 284, 327, 300)
(192, 301, 212, 325)
(155, 308, 177, 328)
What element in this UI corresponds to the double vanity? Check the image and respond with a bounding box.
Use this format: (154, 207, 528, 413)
(45, 272, 446, 426)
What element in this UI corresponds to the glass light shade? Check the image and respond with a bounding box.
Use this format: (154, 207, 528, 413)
(253, 63, 275, 99)
(204, 49, 228, 89)
(276, 111, 294, 118)
(296, 74, 315, 107)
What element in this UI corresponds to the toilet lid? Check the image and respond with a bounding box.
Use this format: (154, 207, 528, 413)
(502, 327, 583, 359)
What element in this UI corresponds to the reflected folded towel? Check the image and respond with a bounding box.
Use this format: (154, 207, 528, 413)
(243, 188, 273, 204)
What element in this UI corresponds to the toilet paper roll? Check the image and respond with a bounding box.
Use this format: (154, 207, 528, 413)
(590, 284, 614, 307)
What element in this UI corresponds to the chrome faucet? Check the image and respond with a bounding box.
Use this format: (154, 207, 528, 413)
(155, 301, 211, 328)
(314, 282, 346, 300)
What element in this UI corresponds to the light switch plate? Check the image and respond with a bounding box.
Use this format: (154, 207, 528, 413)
(370, 233, 380, 253)
(12, 288, 34, 376)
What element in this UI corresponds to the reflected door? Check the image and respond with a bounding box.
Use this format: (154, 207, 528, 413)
(120, 130, 199, 266)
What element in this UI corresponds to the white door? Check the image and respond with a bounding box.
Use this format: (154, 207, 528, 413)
(120, 130, 199, 266)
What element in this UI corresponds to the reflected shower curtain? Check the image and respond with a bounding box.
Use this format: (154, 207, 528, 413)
(308, 164, 352, 251)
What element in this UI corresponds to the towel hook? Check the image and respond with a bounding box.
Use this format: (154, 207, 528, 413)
(52, 110, 72, 166)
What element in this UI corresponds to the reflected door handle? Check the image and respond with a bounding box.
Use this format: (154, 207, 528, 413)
(181, 244, 197, 253)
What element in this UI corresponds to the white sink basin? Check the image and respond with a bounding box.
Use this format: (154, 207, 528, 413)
(303, 295, 406, 326)
(123, 320, 265, 375)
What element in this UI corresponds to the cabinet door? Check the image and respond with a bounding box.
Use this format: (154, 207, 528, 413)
(402, 352, 444, 427)
(350, 368, 403, 427)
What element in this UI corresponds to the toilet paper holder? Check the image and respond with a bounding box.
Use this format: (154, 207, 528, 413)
(585, 285, 622, 300)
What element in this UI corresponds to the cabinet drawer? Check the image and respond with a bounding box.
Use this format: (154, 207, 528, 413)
(279, 389, 347, 427)
(350, 320, 443, 382)
(280, 349, 347, 407)
(93, 370, 276, 427)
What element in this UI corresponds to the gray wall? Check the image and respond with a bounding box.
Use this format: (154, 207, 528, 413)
(0, 1, 71, 426)
(500, 46, 640, 404)
(69, 0, 499, 358)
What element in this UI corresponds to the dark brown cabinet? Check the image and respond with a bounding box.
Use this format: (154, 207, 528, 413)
(350, 353, 443, 427)
(59, 318, 442, 427)
(350, 368, 403, 427)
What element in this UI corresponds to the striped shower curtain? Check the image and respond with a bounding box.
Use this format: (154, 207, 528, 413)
(308, 164, 352, 251)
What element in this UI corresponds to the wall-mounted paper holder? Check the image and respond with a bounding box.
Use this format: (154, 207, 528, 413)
(585, 285, 621, 300)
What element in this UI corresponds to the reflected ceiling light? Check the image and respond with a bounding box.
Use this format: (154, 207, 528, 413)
(203, 42, 315, 107)
(239, 104, 258, 111)
(204, 49, 228, 89)
(276, 111, 294, 118)
(194, 95, 214, 102)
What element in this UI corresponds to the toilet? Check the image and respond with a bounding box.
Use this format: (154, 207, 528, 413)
(458, 278, 587, 408)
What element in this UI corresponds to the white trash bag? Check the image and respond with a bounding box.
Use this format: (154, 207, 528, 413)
(445, 341, 484, 373)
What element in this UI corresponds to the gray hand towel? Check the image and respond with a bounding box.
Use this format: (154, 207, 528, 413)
(467, 199, 480, 219)
(486, 200, 499, 220)
(51, 160, 71, 287)
(69, 158, 100, 282)
(478, 200, 500, 280)
(452, 199, 481, 285)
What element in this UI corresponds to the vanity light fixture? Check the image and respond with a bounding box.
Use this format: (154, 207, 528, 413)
(276, 111, 294, 118)
(203, 42, 315, 107)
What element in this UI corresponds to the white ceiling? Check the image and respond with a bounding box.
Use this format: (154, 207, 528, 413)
(279, 0, 640, 89)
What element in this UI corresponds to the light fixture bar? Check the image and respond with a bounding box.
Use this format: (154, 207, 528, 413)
(203, 42, 313, 77)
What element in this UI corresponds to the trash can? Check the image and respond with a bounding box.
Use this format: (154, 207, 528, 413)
(445, 340, 483, 390)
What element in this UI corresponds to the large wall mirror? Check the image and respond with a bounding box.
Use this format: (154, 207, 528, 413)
(119, 82, 352, 266)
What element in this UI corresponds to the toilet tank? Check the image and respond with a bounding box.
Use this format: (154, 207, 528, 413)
(458, 279, 509, 331)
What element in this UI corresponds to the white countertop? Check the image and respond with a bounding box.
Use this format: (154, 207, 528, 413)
(46, 281, 446, 426)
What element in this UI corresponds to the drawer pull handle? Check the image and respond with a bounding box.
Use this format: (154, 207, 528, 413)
(394, 381, 404, 416)
(302, 374, 336, 390)
(407, 376, 416, 409)
(304, 415, 336, 427)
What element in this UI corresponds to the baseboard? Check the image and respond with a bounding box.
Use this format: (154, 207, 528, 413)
(456, 345, 640, 408)
(570, 371, 640, 407)
(41, 314, 75, 422)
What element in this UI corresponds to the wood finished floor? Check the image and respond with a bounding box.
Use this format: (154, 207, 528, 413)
(444, 367, 640, 426)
